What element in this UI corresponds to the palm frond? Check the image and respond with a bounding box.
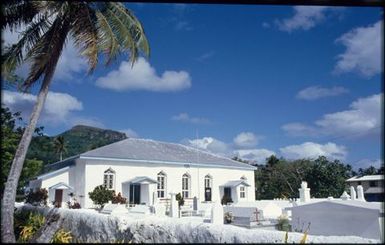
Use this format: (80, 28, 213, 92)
(109, 3, 150, 58)
(95, 10, 120, 65)
(70, 4, 99, 73)
(104, 7, 137, 64)
(1, 1, 40, 31)
(24, 13, 71, 89)
(2, 14, 51, 77)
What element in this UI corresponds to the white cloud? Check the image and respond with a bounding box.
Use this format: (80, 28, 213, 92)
(182, 133, 274, 164)
(184, 137, 231, 156)
(119, 128, 139, 138)
(171, 113, 211, 124)
(96, 57, 191, 92)
(296, 86, 349, 100)
(334, 20, 382, 78)
(234, 149, 276, 164)
(282, 93, 382, 138)
(353, 159, 383, 169)
(2, 26, 87, 82)
(315, 93, 382, 136)
(276, 6, 331, 32)
(3, 90, 82, 124)
(2, 90, 103, 128)
(281, 123, 320, 137)
(233, 132, 261, 148)
(280, 142, 347, 160)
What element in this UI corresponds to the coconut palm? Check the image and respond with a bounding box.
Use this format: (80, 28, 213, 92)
(1, 1, 149, 242)
(53, 136, 67, 161)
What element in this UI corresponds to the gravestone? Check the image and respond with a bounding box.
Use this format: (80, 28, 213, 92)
(169, 193, 178, 218)
(350, 186, 357, 200)
(357, 185, 366, 201)
(211, 202, 223, 224)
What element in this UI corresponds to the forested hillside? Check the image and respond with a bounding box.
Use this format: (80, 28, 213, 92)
(27, 125, 127, 165)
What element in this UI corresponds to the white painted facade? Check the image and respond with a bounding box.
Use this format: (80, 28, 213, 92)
(29, 138, 256, 209)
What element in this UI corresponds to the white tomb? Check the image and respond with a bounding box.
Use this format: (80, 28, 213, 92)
(211, 202, 223, 225)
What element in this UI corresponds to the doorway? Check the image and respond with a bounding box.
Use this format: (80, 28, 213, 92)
(129, 184, 141, 204)
(54, 189, 63, 207)
(224, 187, 232, 199)
(205, 187, 212, 201)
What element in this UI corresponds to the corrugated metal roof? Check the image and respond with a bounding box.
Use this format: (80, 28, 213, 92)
(346, 175, 384, 182)
(81, 138, 256, 170)
(43, 155, 78, 173)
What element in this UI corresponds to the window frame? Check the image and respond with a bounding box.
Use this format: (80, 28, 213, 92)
(204, 174, 212, 188)
(182, 173, 191, 198)
(240, 186, 246, 198)
(157, 171, 167, 198)
(103, 168, 115, 190)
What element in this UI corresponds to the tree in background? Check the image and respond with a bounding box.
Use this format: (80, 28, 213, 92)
(1, 107, 43, 198)
(2, 2, 149, 241)
(357, 166, 378, 176)
(53, 136, 67, 161)
(250, 155, 371, 200)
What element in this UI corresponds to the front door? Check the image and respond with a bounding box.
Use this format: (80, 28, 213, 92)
(54, 189, 63, 207)
(205, 187, 212, 201)
(129, 184, 141, 204)
(224, 187, 232, 199)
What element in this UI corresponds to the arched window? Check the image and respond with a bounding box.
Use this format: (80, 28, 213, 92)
(204, 174, 213, 201)
(204, 174, 212, 189)
(103, 168, 115, 190)
(157, 171, 167, 198)
(182, 173, 191, 198)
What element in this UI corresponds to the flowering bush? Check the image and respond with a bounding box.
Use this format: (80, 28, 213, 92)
(112, 192, 127, 204)
(25, 188, 48, 206)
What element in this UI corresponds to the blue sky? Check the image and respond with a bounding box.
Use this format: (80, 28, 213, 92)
(2, 4, 383, 169)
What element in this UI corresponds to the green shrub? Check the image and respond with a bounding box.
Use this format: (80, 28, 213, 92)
(18, 212, 45, 242)
(88, 185, 114, 208)
(175, 193, 184, 207)
(51, 229, 72, 243)
(277, 214, 291, 231)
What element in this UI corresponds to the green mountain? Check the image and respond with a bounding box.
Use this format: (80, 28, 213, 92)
(27, 125, 127, 165)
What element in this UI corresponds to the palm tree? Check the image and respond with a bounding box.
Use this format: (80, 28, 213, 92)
(53, 136, 67, 161)
(1, 1, 149, 242)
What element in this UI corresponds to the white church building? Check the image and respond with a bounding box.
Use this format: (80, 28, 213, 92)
(29, 138, 256, 209)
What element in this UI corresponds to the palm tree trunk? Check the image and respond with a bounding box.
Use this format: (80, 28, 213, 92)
(1, 78, 51, 242)
(1, 13, 71, 241)
(60, 152, 63, 161)
(0, 57, 64, 242)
